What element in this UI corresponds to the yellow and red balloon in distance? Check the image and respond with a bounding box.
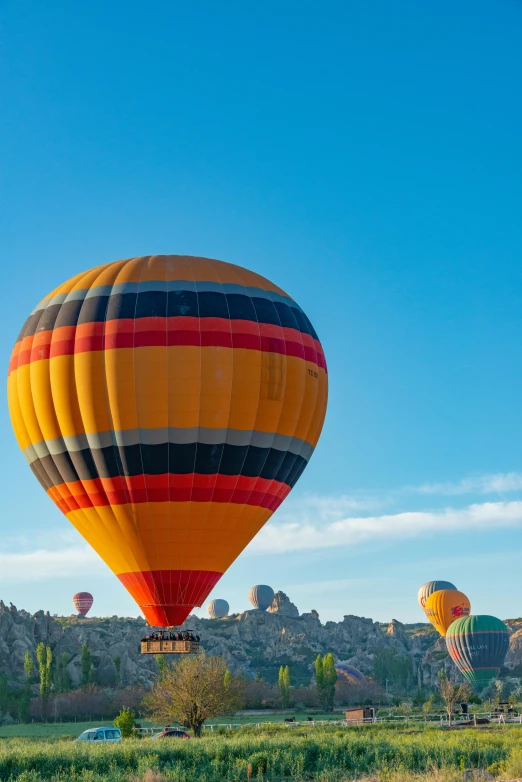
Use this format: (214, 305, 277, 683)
(425, 589, 471, 636)
(8, 255, 328, 628)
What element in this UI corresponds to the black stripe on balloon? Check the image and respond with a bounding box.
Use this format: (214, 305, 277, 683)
(18, 291, 318, 341)
(30, 442, 309, 491)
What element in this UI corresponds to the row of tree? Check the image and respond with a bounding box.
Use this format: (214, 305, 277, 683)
(21, 643, 124, 721)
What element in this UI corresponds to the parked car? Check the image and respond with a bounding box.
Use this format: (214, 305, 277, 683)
(151, 729, 190, 740)
(74, 727, 122, 743)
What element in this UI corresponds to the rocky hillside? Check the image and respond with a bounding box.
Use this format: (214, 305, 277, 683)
(1, 594, 522, 690)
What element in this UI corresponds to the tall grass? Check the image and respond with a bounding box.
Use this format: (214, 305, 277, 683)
(1, 724, 522, 781)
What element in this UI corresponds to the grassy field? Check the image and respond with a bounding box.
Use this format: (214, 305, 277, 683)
(1, 723, 522, 781)
(0, 712, 346, 740)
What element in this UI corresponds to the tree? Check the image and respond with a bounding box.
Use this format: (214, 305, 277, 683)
(278, 665, 290, 708)
(24, 651, 35, 683)
(315, 654, 337, 709)
(20, 650, 35, 724)
(396, 702, 412, 717)
(323, 654, 337, 710)
(315, 655, 324, 691)
(114, 706, 136, 738)
(0, 672, 9, 716)
(54, 652, 71, 693)
(18, 689, 31, 723)
(283, 666, 291, 708)
(114, 654, 121, 687)
(81, 643, 92, 686)
(155, 654, 170, 676)
(493, 679, 503, 707)
(54, 654, 62, 692)
(61, 653, 71, 692)
(373, 647, 413, 690)
(437, 669, 470, 726)
(422, 694, 435, 719)
(143, 651, 245, 737)
(36, 643, 52, 721)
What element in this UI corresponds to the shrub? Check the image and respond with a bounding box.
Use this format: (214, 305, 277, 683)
(114, 706, 136, 738)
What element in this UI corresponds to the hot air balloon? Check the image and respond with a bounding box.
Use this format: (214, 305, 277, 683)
(249, 585, 275, 611)
(446, 615, 509, 689)
(418, 581, 457, 614)
(334, 663, 366, 683)
(73, 592, 93, 617)
(207, 599, 229, 619)
(8, 256, 327, 633)
(425, 589, 470, 636)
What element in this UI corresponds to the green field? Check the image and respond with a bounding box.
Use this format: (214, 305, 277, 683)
(1, 723, 522, 781)
(0, 712, 345, 740)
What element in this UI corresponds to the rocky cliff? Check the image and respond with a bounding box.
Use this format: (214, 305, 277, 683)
(1, 594, 521, 690)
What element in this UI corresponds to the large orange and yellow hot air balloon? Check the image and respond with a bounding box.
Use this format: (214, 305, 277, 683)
(8, 256, 327, 627)
(425, 589, 470, 636)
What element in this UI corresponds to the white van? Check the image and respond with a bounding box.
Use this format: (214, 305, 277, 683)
(75, 727, 122, 743)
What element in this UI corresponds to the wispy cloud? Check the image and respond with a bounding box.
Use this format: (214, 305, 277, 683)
(411, 472, 522, 496)
(279, 473, 522, 527)
(7, 473, 522, 577)
(276, 493, 390, 525)
(248, 500, 522, 555)
(0, 546, 105, 581)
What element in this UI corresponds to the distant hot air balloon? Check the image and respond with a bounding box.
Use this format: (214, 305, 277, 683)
(249, 585, 275, 611)
(424, 589, 470, 636)
(8, 256, 327, 628)
(334, 663, 366, 683)
(446, 615, 509, 689)
(207, 599, 229, 619)
(418, 581, 457, 615)
(73, 592, 93, 617)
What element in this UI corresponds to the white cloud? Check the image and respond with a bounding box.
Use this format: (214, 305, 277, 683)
(276, 492, 390, 525)
(248, 500, 522, 555)
(0, 546, 106, 582)
(7, 472, 522, 578)
(413, 472, 522, 496)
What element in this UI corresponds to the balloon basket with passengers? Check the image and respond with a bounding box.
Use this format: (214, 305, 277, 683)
(141, 629, 201, 655)
(8, 257, 327, 651)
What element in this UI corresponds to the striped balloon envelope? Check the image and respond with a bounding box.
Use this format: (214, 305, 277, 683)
(207, 599, 229, 619)
(334, 663, 366, 683)
(248, 584, 275, 611)
(8, 256, 327, 627)
(417, 580, 457, 614)
(73, 592, 93, 617)
(446, 615, 509, 689)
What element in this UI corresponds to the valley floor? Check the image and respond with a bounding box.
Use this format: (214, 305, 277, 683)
(1, 723, 522, 781)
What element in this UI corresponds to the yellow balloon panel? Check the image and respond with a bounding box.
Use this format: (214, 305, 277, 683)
(425, 590, 471, 636)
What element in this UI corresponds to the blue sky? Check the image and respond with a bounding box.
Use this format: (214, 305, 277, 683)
(1, 1, 522, 623)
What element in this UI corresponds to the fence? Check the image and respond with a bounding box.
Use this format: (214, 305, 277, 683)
(133, 712, 522, 735)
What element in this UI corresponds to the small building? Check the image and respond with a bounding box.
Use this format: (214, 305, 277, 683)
(344, 707, 376, 723)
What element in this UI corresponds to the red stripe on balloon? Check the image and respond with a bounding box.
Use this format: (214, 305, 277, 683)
(47, 473, 290, 514)
(9, 317, 326, 374)
(118, 569, 222, 627)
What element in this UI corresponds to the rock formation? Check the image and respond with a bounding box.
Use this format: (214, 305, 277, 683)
(1, 597, 521, 689)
